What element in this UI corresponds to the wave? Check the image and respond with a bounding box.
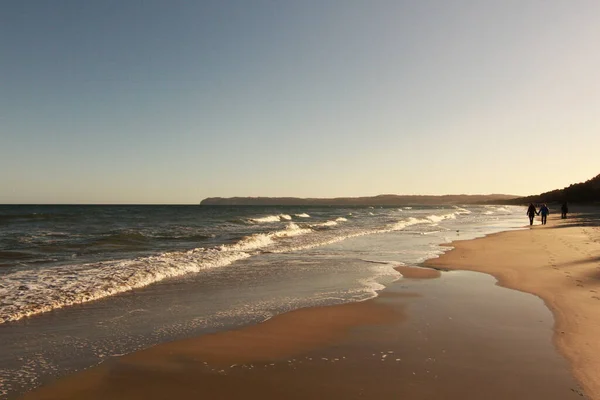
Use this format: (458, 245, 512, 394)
(426, 213, 457, 223)
(0, 208, 476, 324)
(249, 214, 292, 223)
(0, 248, 252, 324)
(224, 233, 275, 251)
(482, 206, 511, 215)
(227, 218, 252, 225)
(388, 217, 429, 231)
(294, 213, 310, 218)
(227, 223, 313, 251)
(453, 206, 472, 215)
(0, 221, 316, 324)
(312, 220, 338, 228)
(421, 230, 443, 235)
(267, 219, 424, 255)
(273, 223, 313, 238)
(249, 215, 280, 223)
(308, 216, 348, 229)
(358, 264, 403, 297)
(268, 215, 442, 255)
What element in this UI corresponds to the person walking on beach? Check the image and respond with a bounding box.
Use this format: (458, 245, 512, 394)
(539, 204, 549, 225)
(527, 203, 537, 226)
(561, 202, 569, 219)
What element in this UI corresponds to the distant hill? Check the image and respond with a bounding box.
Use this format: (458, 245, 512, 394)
(505, 173, 600, 204)
(200, 194, 518, 206)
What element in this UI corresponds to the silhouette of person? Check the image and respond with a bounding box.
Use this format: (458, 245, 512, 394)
(539, 204, 549, 225)
(561, 202, 568, 219)
(527, 203, 537, 226)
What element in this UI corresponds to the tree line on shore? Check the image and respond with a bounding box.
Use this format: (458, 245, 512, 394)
(505, 173, 600, 205)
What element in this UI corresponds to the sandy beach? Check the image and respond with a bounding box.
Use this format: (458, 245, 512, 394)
(19, 211, 599, 400)
(426, 211, 600, 399)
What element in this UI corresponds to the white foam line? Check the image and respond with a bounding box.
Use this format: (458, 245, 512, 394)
(0, 249, 252, 324)
(0, 209, 475, 324)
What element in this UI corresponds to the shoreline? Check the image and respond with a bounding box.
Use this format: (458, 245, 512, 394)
(425, 213, 600, 399)
(19, 213, 598, 399)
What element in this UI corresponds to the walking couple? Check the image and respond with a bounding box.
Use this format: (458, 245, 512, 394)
(527, 203, 549, 226)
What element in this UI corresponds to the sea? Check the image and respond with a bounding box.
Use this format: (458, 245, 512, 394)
(0, 204, 526, 398)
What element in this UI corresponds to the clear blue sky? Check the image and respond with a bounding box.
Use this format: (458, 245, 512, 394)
(2, 1, 599, 204)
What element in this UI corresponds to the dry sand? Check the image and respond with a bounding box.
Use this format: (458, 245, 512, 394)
(20, 211, 599, 400)
(426, 212, 600, 399)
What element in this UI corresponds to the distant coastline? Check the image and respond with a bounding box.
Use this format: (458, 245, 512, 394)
(200, 194, 517, 206)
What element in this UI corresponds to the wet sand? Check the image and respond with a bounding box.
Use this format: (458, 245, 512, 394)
(20, 213, 598, 400)
(426, 212, 600, 399)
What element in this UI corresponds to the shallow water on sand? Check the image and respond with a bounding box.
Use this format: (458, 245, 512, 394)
(164, 271, 582, 400)
(19, 270, 583, 400)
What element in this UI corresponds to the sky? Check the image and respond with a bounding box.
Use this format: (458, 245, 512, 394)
(1, 1, 599, 204)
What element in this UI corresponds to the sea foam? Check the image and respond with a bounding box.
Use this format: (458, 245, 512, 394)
(0, 248, 252, 324)
(294, 213, 311, 218)
(0, 222, 315, 324)
(0, 206, 500, 324)
(249, 214, 292, 223)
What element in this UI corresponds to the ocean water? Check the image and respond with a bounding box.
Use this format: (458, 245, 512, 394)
(0, 204, 525, 398)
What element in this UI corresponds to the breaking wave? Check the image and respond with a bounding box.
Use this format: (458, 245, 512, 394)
(294, 213, 311, 218)
(0, 248, 252, 324)
(249, 214, 292, 223)
(0, 222, 314, 324)
(1, 206, 514, 324)
(426, 213, 457, 223)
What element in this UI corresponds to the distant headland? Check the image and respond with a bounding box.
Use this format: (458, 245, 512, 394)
(201, 173, 600, 206)
(200, 194, 518, 206)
